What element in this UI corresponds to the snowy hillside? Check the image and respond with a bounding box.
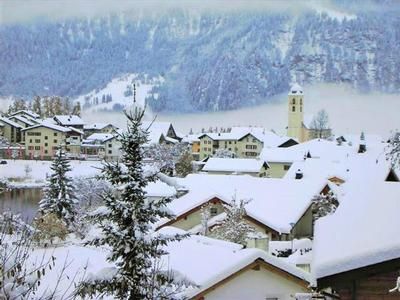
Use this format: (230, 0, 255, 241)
(73, 74, 162, 113)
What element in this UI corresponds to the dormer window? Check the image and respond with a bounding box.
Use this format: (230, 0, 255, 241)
(292, 90, 297, 94)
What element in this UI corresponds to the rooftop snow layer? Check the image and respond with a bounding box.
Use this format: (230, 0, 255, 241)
(312, 181, 400, 279)
(202, 158, 268, 173)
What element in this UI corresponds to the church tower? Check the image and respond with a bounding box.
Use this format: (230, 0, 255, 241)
(287, 83, 305, 142)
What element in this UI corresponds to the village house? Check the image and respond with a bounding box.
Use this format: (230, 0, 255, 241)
(81, 133, 121, 161)
(0, 116, 23, 143)
(198, 127, 297, 160)
(53, 115, 85, 130)
(201, 157, 270, 177)
(158, 174, 331, 241)
(22, 122, 82, 159)
(160, 227, 312, 300)
(83, 123, 119, 137)
(287, 84, 332, 143)
(313, 182, 400, 299)
(142, 121, 181, 145)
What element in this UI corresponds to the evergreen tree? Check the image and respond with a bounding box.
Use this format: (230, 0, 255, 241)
(77, 108, 185, 299)
(210, 197, 255, 246)
(388, 132, 400, 168)
(37, 148, 78, 229)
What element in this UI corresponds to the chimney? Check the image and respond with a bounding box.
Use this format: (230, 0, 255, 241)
(295, 169, 303, 179)
(247, 235, 269, 252)
(358, 132, 366, 153)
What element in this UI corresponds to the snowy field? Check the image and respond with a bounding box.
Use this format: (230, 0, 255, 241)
(0, 159, 103, 187)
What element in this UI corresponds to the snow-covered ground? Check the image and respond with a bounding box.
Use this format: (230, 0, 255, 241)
(0, 159, 103, 187)
(74, 73, 162, 114)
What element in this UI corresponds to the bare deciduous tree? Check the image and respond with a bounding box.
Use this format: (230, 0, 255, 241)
(309, 109, 331, 139)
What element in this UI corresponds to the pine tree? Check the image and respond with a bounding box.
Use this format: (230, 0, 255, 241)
(77, 108, 186, 299)
(37, 148, 78, 229)
(210, 197, 255, 246)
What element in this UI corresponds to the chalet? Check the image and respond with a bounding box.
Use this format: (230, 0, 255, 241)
(313, 182, 400, 299)
(0, 117, 23, 143)
(161, 227, 312, 300)
(201, 158, 270, 177)
(141, 121, 181, 145)
(261, 147, 307, 178)
(158, 174, 331, 241)
(22, 122, 82, 159)
(81, 133, 121, 161)
(83, 123, 119, 137)
(53, 115, 85, 130)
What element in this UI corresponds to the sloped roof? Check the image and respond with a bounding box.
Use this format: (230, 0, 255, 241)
(162, 174, 328, 234)
(159, 227, 311, 298)
(83, 123, 116, 130)
(9, 115, 36, 126)
(0, 117, 23, 129)
(141, 121, 173, 144)
(10, 110, 39, 119)
(203, 158, 268, 173)
(22, 121, 71, 132)
(313, 182, 400, 279)
(54, 115, 85, 126)
(84, 133, 116, 143)
(288, 83, 304, 96)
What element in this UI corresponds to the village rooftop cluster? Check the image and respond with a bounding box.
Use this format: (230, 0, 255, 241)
(1, 85, 400, 299)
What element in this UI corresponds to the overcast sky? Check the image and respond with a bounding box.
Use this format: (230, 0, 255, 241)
(0, 0, 355, 24)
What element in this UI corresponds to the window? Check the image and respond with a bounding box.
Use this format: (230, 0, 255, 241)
(229, 141, 232, 144)
(300, 99, 302, 105)
(44, 150, 48, 154)
(45, 143, 48, 147)
(45, 136, 48, 140)
(34, 146, 40, 150)
(300, 107, 302, 112)
(35, 139, 40, 143)
(292, 98, 295, 104)
(292, 106, 295, 112)
(283, 165, 290, 170)
(54, 132, 58, 136)
(108, 144, 112, 147)
(54, 140, 57, 143)
(29, 139, 32, 143)
(108, 150, 112, 154)
(210, 207, 218, 216)
(252, 138, 257, 142)
(28, 146, 33, 150)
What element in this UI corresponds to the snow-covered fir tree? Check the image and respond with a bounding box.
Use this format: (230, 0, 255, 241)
(37, 148, 78, 229)
(211, 197, 255, 246)
(77, 108, 185, 299)
(311, 191, 339, 221)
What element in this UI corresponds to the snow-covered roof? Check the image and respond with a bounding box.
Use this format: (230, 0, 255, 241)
(10, 110, 39, 119)
(142, 121, 174, 144)
(163, 174, 328, 234)
(9, 115, 36, 126)
(145, 180, 177, 198)
(181, 133, 200, 143)
(0, 117, 23, 129)
(84, 133, 116, 143)
(261, 147, 306, 163)
(22, 121, 71, 133)
(83, 123, 116, 130)
(159, 227, 311, 298)
(288, 83, 304, 96)
(202, 158, 268, 173)
(312, 182, 400, 279)
(54, 115, 85, 126)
